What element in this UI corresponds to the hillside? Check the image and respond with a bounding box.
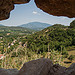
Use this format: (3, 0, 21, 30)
(0, 26, 35, 54)
(0, 26, 35, 36)
(0, 22, 75, 69)
(22, 24, 75, 52)
(20, 24, 75, 67)
(18, 22, 51, 31)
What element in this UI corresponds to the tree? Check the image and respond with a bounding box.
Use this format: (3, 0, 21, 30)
(72, 37, 75, 45)
(69, 20, 75, 28)
(68, 55, 75, 61)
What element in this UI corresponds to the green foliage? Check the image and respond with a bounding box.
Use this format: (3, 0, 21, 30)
(11, 52, 17, 57)
(72, 37, 75, 45)
(62, 47, 68, 58)
(0, 21, 75, 69)
(22, 24, 75, 52)
(69, 20, 75, 28)
(68, 55, 75, 61)
(0, 26, 35, 54)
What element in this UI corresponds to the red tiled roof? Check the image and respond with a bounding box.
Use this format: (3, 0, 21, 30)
(0, 54, 4, 58)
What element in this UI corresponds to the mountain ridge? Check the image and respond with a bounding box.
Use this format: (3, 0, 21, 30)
(18, 22, 52, 31)
(0, 24, 4, 26)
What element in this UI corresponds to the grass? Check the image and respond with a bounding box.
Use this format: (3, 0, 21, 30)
(0, 46, 75, 70)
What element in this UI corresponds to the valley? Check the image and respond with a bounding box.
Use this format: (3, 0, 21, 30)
(0, 21, 75, 70)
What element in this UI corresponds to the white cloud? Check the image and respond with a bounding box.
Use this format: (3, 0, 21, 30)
(32, 11, 40, 15)
(33, 11, 37, 14)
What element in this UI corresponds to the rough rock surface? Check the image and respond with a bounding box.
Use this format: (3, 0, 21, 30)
(35, 0, 75, 18)
(16, 58, 75, 75)
(0, 0, 30, 20)
(17, 59, 75, 75)
(62, 63, 75, 75)
(0, 0, 14, 20)
(0, 68, 18, 75)
(12, 0, 30, 4)
(17, 58, 53, 75)
(0, 58, 75, 75)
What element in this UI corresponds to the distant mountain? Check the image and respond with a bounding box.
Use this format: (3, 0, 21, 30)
(18, 22, 52, 31)
(0, 24, 4, 26)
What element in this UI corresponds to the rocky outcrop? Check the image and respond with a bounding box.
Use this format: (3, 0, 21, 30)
(0, 58, 75, 75)
(0, 68, 18, 75)
(17, 58, 75, 75)
(62, 63, 75, 75)
(0, 0, 30, 21)
(17, 58, 53, 75)
(35, 0, 75, 18)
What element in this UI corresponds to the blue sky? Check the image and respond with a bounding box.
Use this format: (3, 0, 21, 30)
(0, 0, 75, 26)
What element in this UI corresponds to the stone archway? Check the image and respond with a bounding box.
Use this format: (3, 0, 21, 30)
(0, 0, 75, 21)
(0, 0, 75, 75)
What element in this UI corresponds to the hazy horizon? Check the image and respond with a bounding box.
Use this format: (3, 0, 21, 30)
(0, 21, 52, 26)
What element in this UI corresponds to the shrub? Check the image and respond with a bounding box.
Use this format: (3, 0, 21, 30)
(68, 55, 75, 61)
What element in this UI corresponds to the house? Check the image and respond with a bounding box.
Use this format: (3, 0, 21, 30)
(19, 42, 22, 45)
(7, 33, 10, 35)
(0, 54, 5, 60)
(11, 43, 14, 46)
(13, 40, 16, 43)
(8, 46, 10, 48)
(0, 37, 2, 39)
